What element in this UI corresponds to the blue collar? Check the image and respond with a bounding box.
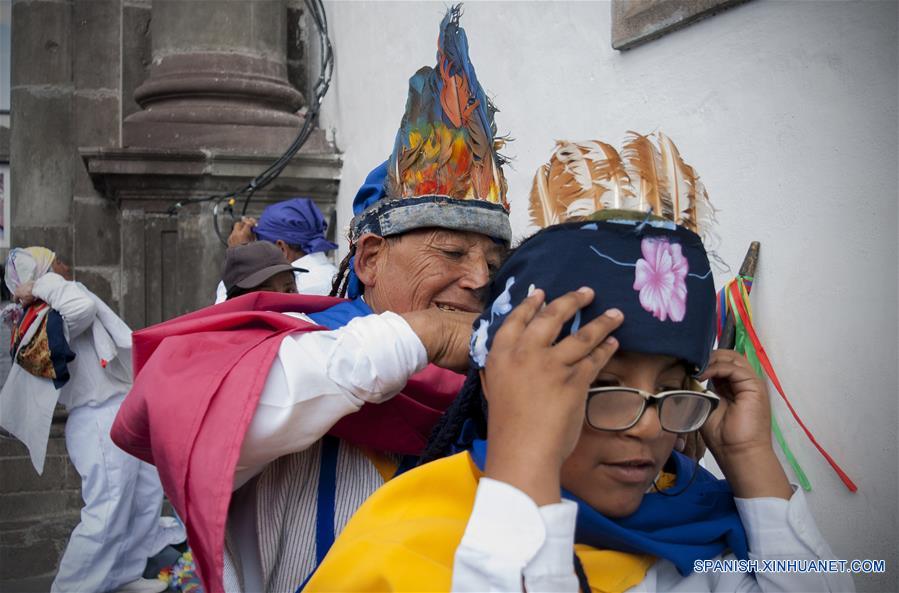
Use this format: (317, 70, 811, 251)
(469, 439, 748, 575)
(307, 298, 372, 330)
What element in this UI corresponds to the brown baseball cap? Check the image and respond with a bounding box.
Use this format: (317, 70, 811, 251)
(222, 241, 308, 292)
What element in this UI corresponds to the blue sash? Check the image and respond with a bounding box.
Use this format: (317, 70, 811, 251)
(297, 298, 373, 591)
(470, 439, 748, 575)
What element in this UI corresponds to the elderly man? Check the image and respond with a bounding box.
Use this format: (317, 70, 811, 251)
(111, 8, 509, 593)
(214, 198, 338, 302)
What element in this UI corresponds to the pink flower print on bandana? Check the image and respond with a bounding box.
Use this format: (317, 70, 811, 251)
(633, 237, 688, 322)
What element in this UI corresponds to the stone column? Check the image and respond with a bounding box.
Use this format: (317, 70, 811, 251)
(123, 0, 305, 153)
(9, 0, 75, 253)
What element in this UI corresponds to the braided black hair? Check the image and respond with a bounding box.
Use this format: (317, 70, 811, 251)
(573, 553, 591, 593)
(330, 243, 356, 297)
(418, 367, 488, 465)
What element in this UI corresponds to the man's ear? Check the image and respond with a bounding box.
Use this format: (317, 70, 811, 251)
(274, 240, 291, 260)
(353, 233, 388, 289)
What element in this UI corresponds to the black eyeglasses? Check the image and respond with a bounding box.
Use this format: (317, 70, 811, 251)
(585, 387, 720, 433)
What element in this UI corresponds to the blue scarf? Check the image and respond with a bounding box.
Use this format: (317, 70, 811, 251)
(469, 439, 749, 576)
(307, 297, 372, 330)
(298, 296, 376, 590)
(253, 198, 338, 255)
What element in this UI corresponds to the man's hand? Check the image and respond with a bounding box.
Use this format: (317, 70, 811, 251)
(14, 281, 36, 306)
(401, 308, 479, 373)
(228, 217, 258, 247)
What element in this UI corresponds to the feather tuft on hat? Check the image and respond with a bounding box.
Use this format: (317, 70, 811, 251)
(351, 4, 511, 245)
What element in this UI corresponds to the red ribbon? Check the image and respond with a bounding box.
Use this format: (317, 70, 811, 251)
(728, 282, 857, 492)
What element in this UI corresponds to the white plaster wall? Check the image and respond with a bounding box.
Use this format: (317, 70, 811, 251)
(319, 2, 898, 590)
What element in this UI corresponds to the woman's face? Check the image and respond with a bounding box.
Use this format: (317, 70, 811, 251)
(258, 271, 298, 295)
(560, 351, 685, 518)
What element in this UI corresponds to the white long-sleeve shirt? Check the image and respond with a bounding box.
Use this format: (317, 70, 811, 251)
(225, 311, 428, 591)
(453, 477, 856, 592)
(234, 310, 427, 488)
(31, 273, 132, 410)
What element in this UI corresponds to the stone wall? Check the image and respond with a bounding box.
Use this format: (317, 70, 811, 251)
(8, 0, 338, 319)
(0, 421, 79, 593)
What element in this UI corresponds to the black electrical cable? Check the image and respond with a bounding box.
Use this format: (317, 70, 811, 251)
(166, 0, 334, 247)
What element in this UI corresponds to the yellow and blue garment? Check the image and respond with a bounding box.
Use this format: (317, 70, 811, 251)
(470, 440, 749, 576)
(301, 437, 748, 593)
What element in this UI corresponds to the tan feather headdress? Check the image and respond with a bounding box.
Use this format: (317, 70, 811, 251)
(529, 132, 716, 238)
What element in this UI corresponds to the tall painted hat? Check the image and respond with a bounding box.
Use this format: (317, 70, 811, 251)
(471, 132, 719, 373)
(350, 5, 511, 245)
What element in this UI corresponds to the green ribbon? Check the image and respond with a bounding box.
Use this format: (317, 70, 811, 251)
(728, 284, 812, 491)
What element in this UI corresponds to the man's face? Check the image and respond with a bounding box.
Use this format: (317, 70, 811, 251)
(357, 228, 505, 314)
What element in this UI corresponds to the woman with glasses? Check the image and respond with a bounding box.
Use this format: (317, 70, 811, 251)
(300, 136, 853, 593)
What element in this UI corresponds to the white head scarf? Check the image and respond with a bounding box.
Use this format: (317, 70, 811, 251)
(5, 247, 56, 294)
(2, 247, 57, 328)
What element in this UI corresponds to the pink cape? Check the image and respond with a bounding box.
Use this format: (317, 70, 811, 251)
(110, 292, 464, 593)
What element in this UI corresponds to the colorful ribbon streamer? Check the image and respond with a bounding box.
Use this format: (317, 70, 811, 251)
(716, 276, 857, 493)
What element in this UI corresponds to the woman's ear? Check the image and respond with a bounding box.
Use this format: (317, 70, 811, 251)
(353, 233, 388, 290)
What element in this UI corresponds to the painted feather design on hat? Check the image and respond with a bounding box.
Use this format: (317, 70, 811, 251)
(529, 140, 634, 227)
(529, 132, 715, 236)
(387, 5, 509, 209)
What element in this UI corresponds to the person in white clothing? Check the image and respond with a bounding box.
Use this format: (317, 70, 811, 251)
(0, 247, 185, 593)
(299, 137, 855, 593)
(214, 197, 338, 303)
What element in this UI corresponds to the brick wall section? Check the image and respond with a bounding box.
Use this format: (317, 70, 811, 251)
(0, 422, 80, 592)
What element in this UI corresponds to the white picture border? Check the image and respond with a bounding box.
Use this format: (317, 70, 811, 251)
(0, 163, 9, 248)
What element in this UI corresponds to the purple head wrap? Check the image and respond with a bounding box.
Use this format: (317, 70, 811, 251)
(253, 198, 338, 255)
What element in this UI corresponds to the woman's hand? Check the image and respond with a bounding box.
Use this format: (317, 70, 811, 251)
(228, 217, 257, 246)
(699, 350, 793, 499)
(482, 288, 623, 505)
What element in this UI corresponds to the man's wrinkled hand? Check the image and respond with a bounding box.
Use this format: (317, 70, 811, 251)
(401, 308, 478, 373)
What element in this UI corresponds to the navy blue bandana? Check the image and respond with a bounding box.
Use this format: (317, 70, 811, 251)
(470, 218, 717, 373)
